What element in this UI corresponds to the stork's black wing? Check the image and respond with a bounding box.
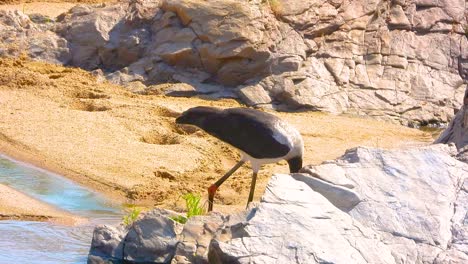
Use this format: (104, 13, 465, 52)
(199, 108, 290, 159)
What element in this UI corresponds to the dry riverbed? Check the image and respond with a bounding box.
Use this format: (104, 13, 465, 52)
(0, 57, 435, 216)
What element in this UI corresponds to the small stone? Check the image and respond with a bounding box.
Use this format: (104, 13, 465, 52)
(388, 5, 411, 29)
(237, 84, 272, 106)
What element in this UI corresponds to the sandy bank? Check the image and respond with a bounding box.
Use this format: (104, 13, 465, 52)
(0, 0, 115, 18)
(0, 57, 434, 213)
(0, 183, 86, 225)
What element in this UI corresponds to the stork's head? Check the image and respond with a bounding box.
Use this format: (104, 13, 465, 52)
(176, 106, 222, 127)
(287, 156, 303, 173)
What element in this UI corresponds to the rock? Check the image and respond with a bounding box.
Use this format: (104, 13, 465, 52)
(56, 4, 127, 69)
(342, 145, 465, 247)
(385, 55, 408, 69)
(88, 144, 468, 263)
(88, 224, 127, 263)
(451, 178, 468, 254)
(324, 57, 351, 85)
(237, 84, 272, 106)
(123, 212, 178, 263)
(299, 163, 355, 189)
(209, 145, 468, 263)
(88, 209, 182, 263)
(388, 5, 411, 29)
(291, 173, 361, 212)
(174, 213, 226, 263)
(209, 174, 395, 264)
(0, 10, 70, 64)
(1, 0, 466, 125)
(435, 85, 468, 154)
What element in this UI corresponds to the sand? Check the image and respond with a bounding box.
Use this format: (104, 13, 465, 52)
(0, 183, 86, 225)
(0, 0, 115, 18)
(0, 57, 435, 215)
(0, 0, 437, 216)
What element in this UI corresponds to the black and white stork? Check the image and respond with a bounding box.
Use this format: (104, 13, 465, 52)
(176, 106, 304, 211)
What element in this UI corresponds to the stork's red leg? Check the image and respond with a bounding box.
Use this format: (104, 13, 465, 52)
(207, 160, 245, 212)
(207, 184, 218, 212)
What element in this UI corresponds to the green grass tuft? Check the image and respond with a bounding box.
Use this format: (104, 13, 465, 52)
(170, 193, 205, 224)
(122, 206, 142, 226)
(170, 215, 188, 224)
(183, 193, 205, 218)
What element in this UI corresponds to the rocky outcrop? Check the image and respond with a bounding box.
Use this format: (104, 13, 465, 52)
(88, 144, 468, 263)
(209, 174, 396, 264)
(0, 10, 70, 64)
(0, 0, 466, 124)
(239, 0, 467, 125)
(210, 145, 468, 263)
(88, 209, 181, 263)
(436, 86, 468, 162)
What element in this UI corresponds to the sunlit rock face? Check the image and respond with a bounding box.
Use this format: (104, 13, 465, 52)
(88, 145, 468, 264)
(209, 145, 468, 263)
(1, 0, 466, 125)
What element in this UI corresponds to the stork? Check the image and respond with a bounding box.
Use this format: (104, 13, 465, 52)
(176, 106, 304, 211)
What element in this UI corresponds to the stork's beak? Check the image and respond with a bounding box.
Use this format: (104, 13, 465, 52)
(175, 114, 185, 124)
(287, 156, 303, 173)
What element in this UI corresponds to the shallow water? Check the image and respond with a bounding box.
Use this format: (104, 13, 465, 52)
(0, 155, 123, 263)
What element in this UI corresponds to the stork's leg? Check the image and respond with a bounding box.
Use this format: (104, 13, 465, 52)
(208, 160, 245, 212)
(246, 172, 258, 208)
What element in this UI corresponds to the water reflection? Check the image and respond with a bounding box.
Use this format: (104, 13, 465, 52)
(0, 155, 122, 263)
(0, 221, 93, 264)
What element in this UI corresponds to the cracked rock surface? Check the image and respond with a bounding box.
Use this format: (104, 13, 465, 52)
(209, 173, 395, 264)
(88, 144, 468, 263)
(209, 145, 468, 263)
(436, 86, 468, 162)
(1, 0, 466, 125)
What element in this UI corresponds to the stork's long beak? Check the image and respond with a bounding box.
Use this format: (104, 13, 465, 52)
(287, 156, 303, 173)
(175, 114, 185, 124)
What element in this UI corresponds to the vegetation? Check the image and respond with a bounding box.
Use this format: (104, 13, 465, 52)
(122, 193, 205, 226)
(170, 193, 205, 224)
(122, 206, 142, 226)
(263, 0, 283, 16)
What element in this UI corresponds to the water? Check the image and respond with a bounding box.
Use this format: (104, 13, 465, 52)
(0, 155, 123, 264)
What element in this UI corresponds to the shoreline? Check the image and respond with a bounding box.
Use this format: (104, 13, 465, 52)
(0, 183, 87, 225)
(0, 134, 129, 205)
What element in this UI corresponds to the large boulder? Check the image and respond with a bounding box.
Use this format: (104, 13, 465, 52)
(209, 174, 395, 264)
(88, 209, 180, 264)
(0, 10, 70, 64)
(88, 144, 468, 263)
(210, 145, 468, 263)
(53, 0, 304, 87)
